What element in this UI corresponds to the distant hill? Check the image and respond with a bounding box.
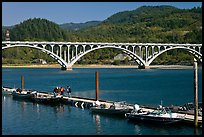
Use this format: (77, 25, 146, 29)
(60, 21, 101, 31)
(104, 5, 179, 24)
(2, 18, 72, 41)
(74, 5, 202, 43)
(2, 26, 15, 31)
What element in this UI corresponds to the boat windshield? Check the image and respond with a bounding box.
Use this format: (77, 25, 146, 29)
(113, 101, 128, 109)
(151, 107, 171, 115)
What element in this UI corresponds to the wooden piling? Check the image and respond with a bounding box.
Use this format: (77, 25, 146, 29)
(21, 75, 24, 91)
(193, 58, 198, 127)
(95, 71, 99, 101)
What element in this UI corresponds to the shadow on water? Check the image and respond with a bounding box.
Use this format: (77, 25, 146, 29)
(11, 95, 64, 108)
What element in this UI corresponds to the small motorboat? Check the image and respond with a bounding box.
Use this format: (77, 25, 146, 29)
(90, 101, 132, 116)
(2, 86, 17, 95)
(12, 88, 36, 99)
(125, 104, 185, 124)
(32, 91, 63, 105)
(177, 102, 202, 116)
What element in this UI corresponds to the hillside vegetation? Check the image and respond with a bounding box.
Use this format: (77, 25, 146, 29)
(60, 21, 101, 31)
(2, 6, 202, 66)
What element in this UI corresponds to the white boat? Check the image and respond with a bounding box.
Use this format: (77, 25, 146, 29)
(125, 104, 185, 124)
(90, 101, 132, 116)
(2, 86, 17, 95)
(12, 88, 36, 99)
(32, 91, 63, 104)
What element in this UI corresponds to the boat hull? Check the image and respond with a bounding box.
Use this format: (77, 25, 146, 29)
(12, 91, 35, 100)
(2, 90, 14, 95)
(32, 92, 63, 105)
(32, 97, 62, 105)
(125, 113, 183, 124)
(91, 107, 131, 115)
(2, 87, 17, 95)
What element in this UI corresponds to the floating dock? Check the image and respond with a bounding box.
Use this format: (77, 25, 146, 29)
(2, 86, 202, 126)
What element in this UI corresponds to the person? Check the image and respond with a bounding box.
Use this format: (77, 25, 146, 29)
(60, 87, 65, 95)
(57, 87, 60, 93)
(53, 87, 57, 97)
(67, 86, 71, 97)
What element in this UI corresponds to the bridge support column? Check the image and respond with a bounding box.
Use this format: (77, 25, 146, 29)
(61, 66, 72, 71)
(138, 65, 150, 69)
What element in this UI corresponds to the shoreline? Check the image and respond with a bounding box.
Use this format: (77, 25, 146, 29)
(2, 64, 201, 69)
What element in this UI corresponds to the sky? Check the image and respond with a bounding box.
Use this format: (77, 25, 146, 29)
(2, 2, 202, 26)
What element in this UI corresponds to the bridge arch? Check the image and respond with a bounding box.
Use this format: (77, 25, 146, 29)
(68, 46, 146, 68)
(147, 46, 202, 66)
(2, 44, 69, 68)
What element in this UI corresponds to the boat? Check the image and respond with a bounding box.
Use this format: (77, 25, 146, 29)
(178, 102, 202, 116)
(168, 102, 202, 116)
(90, 101, 132, 116)
(32, 91, 63, 105)
(2, 86, 17, 95)
(12, 88, 36, 99)
(125, 104, 185, 124)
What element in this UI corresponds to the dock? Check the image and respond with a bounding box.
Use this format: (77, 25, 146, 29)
(2, 86, 202, 126)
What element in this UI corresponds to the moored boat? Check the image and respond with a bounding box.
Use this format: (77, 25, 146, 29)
(2, 86, 17, 95)
(178, 102, 202, 116)
(90, 101, 132, 116)
(12, 88, 36, 99)
(32, 91, 63, 105)
(125, 104, 185, 124)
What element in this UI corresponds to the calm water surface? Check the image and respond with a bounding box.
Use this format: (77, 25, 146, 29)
(2, 67, 202, 135)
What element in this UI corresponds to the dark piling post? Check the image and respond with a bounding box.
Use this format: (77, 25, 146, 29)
(21, 75, 24, 91)
(95, 71, 99, 101)
(193, 58, 198, 128)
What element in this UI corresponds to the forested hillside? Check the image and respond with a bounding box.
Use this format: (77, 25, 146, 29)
(2, 6, 202, 66)
(60, 21, 101, 31)
(74, 6, 202, 43)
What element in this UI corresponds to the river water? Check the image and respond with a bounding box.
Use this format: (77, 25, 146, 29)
(2, 67, 202, 135)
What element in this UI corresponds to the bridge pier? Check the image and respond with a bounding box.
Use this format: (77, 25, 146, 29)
(138, 65, 150, 69)
(61, 66, 72, 71)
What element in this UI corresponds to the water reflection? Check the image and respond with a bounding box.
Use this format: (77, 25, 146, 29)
(2, 95, 13, 109)
(20, 101, 27, 112)
(194, 127, 198, 135)
(134, 124, 141, 135)
(93, 114, 101, 134)
(36, 103, 40, 113)
(53, 104, 65, 113)
(3, 96, 6, 101)
(10, 96, 29, 112)
(67, 105, 72, 113)
(128, 119, 202, 135)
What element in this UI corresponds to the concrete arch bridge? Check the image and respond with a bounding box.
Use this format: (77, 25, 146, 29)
(2, 41, 202, 70)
